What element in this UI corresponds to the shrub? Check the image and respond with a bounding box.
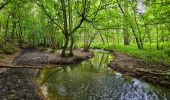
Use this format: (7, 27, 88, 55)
(2, 44, 16, 54)
(164, 48, 170, 57)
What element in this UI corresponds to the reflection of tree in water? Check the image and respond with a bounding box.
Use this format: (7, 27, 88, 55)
(47, 72, 160, 100)
(39, 51, 169, 100)
(85, 52, 112, 73)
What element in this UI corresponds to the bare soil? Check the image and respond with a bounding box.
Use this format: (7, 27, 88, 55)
(0, 48, 22, 66)
(12, 48, 94, 66)
(108, 51, 170, 88)
(0, 68, 43, 100)
(0, 48, 94, 100)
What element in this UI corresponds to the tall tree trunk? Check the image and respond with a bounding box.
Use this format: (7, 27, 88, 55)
(4, 14, 9, 45)
(83, 32, 87, 51)
(0, 21, 1, 35)
(41, 9, 47, 47)
(68, 0, 74, 56)
(156, 25, 159, 50)
(87, 32, 98, 50)
(117, 0, 143, 49)
(62, 35, 69, 56)
(49, 22, 56, 49)
(100, 33, 105, 45)
(123, 28, 130, 45)
(11, 11, 17, 42)
(69, 35, 74, 56)
(11, 19, 16, 42)
(61, 0, 69, 57)
(129, 1, 143, 49)
(18, 22, 23, 48)
(123, 0, 130, 45)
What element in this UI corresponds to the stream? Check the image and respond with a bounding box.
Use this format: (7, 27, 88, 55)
(37, 50, 170, 100)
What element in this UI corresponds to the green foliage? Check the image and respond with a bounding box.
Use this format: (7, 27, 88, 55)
(0, 43, 16, 54)
(164, 48, 170, 57)
(90, 43, 170, 64)
(0, 0, 169, 61)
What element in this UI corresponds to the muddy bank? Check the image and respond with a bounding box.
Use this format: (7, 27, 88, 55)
(0, 48, 93, 99)
(109, 51, 170, 88)
(12, 49, 94, 66)
(0, 49, 43, 100)
(0, 49, 22, 66)
(0, 68, 43, 100)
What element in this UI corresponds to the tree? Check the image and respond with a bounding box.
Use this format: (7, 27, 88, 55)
(35, 0, 108, 56)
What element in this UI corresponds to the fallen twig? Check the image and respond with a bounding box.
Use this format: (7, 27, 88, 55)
(0, 65, 56, 69)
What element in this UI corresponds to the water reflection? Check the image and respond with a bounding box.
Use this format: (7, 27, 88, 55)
(37, 50, 170, 100)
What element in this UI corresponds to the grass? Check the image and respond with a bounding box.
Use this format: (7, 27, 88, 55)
(89, 42, 170, 65)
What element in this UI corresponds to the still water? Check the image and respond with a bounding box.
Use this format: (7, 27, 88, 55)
(37, 50, 170, 100)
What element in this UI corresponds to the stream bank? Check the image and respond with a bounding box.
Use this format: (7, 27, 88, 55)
(0, 48, 93, 99)
(109, 51, 170, 88)
(37, 50, 170, 100)
(1, 48, 170, 99)
(0, 68, 43, 100)
(12, 48, 94, 66)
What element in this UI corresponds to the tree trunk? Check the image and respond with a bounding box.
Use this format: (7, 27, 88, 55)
(11, 11, 16, 42)
(61, 0, 69, 57)
(123, 0, 130, 45)
(156, 25, 159, 50)
(68, 0, 74, 56)
(62, 35, 69, 56)
(18, 22, 23, 48)
(11, 19, 16, 42)
(123, 28, 130, 45)
(69, 35, 74, 56)
(100, 33, 105, 45)
(4, 14, 9, 45)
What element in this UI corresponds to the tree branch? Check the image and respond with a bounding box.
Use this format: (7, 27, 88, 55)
(0, 0, 11, 10)
(69, 14, 85, 35)
(0, 65, 56, 69)
(35, 0, 64, 32)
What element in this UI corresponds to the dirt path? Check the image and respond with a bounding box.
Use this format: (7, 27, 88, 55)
(0, 48, 93, 100)
(109, 51, 170, 88)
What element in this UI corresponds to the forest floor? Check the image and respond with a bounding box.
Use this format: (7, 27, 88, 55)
(0, 48, 22, 66)
(109, 51, 170, 88)
(0, 48, 93, 100)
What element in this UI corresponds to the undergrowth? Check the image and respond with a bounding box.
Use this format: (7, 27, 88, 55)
(90, 43, 170, 65)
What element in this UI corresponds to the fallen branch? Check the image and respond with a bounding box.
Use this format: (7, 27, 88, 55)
(0, 65, 56, 69)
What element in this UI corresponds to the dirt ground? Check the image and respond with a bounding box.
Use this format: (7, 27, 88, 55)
(0, 68, 43, 100)
(12, 48, 94, 66)
(109, 51, 170, 88)
(0, 48, 93, 99)
(0, 49, 22, 66)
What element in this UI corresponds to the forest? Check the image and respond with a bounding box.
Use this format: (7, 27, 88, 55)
(0, 0, 170, 100)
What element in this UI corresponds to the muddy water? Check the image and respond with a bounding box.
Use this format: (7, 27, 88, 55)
(37, 50, 170, 100)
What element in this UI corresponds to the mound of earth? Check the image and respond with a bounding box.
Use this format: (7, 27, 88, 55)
(12, 49, 94, 66)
